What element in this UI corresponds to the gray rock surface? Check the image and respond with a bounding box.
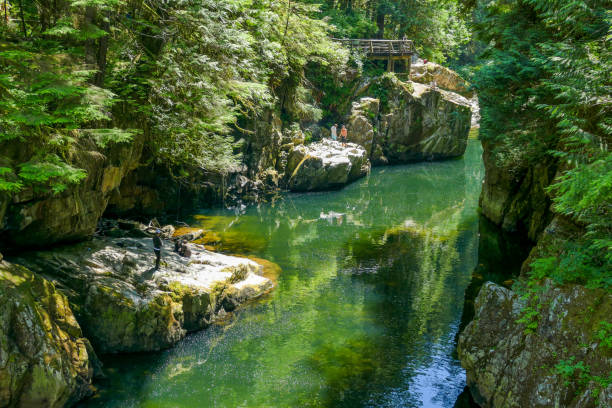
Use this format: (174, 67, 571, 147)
(347, 74, 472, 164)
(479, 140, 556, 241)
(346, 98, 380, 156)
(378, 79, 472, 162)
(285, 139, 370, 191)
(458, 282, 612, 408)
(411, 61, 473, 98)
(13, 238, 273, 354)
(0, 261, 99, 407)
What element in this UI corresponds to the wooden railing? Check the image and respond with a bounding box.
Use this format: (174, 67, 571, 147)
(331, 38, 415, 57)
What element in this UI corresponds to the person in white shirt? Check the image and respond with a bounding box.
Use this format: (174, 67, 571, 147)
(330, 124, 338, 141)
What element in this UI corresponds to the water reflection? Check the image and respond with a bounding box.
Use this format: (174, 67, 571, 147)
(79, 141, 485, 408)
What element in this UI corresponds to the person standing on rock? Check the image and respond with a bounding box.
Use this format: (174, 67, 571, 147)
(340, 125, 348, 147)
(153, 229, 163, 269)
(330, 123, 338, 141)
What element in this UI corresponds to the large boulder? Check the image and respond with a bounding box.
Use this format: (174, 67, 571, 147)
(0, 261, 98, 407)
(12, 238, 273, 354)
(458, 282, 612, 408)
(0, 135, 143, 250)
(346, 98, 380, 157)
(411, 61, 473, 98)
(347, 74, 472, 165)
(378, 78, 472, 162)
(284, 139, 370, 191)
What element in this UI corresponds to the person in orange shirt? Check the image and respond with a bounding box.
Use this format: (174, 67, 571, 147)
(340, 125, 348, 147)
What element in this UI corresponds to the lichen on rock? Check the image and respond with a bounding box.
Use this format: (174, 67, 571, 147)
(12, 238, 273, 354)
(284, 139, 370, 191)
(458, 281, 612, 408)
(0, 261, 99, 407)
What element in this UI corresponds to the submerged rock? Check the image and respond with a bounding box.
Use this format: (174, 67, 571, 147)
(284, 139, 370, 191)
(458, 282, 612, 408)
(13, 238, 273, 354)
(0, 261, 98, 407)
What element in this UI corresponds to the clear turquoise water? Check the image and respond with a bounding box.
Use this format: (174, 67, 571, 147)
(81, 140, 484, 408)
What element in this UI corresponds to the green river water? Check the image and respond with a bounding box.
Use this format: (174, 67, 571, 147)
(81, 140, 490, 408)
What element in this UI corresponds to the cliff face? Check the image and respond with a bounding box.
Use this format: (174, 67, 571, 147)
(458, 281, 612, 408)
(479, 140, 557, 241)
(0, 135, 144, 250)
(346, 74, 473, 165)
(459, 136, 611, 406)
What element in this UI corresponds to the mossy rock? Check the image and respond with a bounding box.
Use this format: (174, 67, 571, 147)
(0, 261, 97, 407)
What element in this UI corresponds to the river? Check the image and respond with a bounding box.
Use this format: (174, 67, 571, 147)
(80, 140, 486, 407)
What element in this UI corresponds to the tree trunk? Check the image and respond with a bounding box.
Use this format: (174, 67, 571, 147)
(95, 10, 110, 86)
(18, 0, 27, 38)
(376, 10, 385, 39)
(83, 6, 97, 70)
(281, 0, 291, 45)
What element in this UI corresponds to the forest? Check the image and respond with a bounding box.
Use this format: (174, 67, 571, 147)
(0, 0, 611, 407)
(2, 0, 609, 287)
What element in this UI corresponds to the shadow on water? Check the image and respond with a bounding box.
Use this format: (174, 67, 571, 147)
(456, 216, 533, 339)
(449, 216, 534, 406)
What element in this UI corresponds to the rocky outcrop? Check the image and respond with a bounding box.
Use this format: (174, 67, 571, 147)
(346, 98, 379, 156)
(0, 136, 143, 250)
(13, 238, 273, 354)
(377, 78, 472, 162)
(479, 140, 557, 241)
(284, 139, 370, 191)
(107, 110, 288, 215)
(0, 261, 99, 407)
(411, 62, 473, 98)
(346, 74, 472, 165)
(458, 282, 612, 408)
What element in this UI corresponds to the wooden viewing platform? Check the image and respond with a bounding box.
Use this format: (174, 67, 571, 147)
(332, 38, 415, 72)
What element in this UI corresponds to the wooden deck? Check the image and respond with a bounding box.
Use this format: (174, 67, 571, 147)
(332, 38, 414, 72)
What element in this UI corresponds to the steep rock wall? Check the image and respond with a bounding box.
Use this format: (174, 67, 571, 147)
(0, 135, 143, 250)
(346, 74, 472, 164)
(458, 281, 612, 408)
(479, 140, 557, 241)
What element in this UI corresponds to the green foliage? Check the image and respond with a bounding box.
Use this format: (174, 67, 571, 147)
(0, 0, 348, 189)
(554, 357, 590, 387)
(516, 304, 540, 334)
(312, 0, 470, 62)
(19, 155, 88, 194)
(553, 356, 612, 404)
(595, 321, 612, 350)
(467, 0, 611, 290)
